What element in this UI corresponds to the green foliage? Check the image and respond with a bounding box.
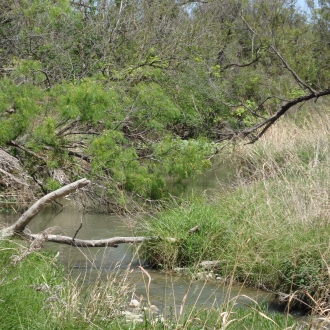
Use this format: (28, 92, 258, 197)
(0, 75, 220, 205)
(56, 79, 124, 125)
(0, 79, 42, 145)
(234, 71, 263, 101)
(141, 200, 232, 269)
(0, 239, 64, 329)
(44, 178, 62, 192)
(90, 130, 131, 175)
(131, 82, 181, 131)
(154, 137, 214, 181)
(1, 0, 330, 210)
(30, 118, 58, 149)
(10, 58, 45, 84)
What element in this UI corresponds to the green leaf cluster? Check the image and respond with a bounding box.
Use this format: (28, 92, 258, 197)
(0, 79, 42, 145)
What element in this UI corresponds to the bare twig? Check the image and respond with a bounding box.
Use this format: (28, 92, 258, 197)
(269, 45, 316, 94)
(7, 140, 46, 164)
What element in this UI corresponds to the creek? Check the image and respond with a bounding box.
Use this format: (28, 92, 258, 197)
(0, 203, 275, 316)
(0, 163, 282, 317)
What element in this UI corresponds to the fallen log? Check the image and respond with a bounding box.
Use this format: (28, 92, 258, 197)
(1, 178, 90, 237)
(25, 233, 157, 247)
(0, 178, 180, 248)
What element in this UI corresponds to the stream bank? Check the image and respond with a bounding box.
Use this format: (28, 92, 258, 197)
(0, 203, 275, 315)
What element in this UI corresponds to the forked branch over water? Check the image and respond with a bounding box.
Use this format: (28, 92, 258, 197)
(0, 178, 164, 248)
(26, 233, 155, 247)
(242, 88, 330, 143)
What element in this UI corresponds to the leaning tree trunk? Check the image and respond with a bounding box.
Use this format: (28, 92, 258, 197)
(0, 178, 159, 247)
(1, 178, 91, 237)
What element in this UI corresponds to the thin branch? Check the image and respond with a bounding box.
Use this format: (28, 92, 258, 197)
(269, 45, 316, 94)
(7, 141, 46, 164)
(36, 69, 52, 89)
(243, 88, 330, 142)
(61, 130, 100, 137)
(72, 222, 82, 244)
(67, 150, 91, 163)
(221, 55, 261, 72)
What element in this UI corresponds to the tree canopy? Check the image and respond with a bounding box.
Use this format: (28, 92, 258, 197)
(0, 0, 329, 210)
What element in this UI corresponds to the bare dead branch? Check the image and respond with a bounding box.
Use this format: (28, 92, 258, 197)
(0, 168, 29, 187)
(213, 88, 330, 143)
(1, 178, 90, 236)
(25, 233, 156, 247)
(243, 88, 330, 142)
(22, 225, 200, 247)
(7, 140, 46, 164)
(221, 54, 261, 72)
(67, 150, 91, 163)
(56, 118, 81, 136)
(60, 130, 101, 137)
(0, 178, 200, 248)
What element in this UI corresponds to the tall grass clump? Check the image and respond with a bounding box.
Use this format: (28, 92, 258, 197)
(129, 302, 299, 329)
(141, 107, 330, 314)
(0, 238, 133, 329)
(0, 239, 66, 329)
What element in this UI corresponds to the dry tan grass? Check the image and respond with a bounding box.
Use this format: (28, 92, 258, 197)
(224, 106, 330, 228)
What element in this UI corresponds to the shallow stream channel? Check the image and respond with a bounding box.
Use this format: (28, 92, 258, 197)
(1, 200, 284, 320)
(1, 163, 299, 322)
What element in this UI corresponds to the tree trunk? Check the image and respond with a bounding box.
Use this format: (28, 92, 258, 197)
(1, 178, 90, 237)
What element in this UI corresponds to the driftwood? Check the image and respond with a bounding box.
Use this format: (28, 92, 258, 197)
(26, 233, 155, 247)
(0, 178, 159, 248)
(0, 178, 198, 248)
(1, 178, 90, 237)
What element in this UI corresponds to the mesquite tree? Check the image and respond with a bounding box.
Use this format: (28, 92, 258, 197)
(0, 0, 330, 211)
